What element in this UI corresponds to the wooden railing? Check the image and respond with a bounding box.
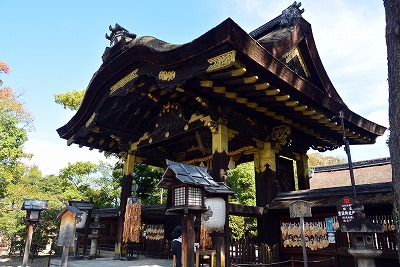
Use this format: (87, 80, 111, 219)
(230, 236, 279, 265)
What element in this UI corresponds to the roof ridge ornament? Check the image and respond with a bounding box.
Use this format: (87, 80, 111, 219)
(105, 23, 137, 47)
(249, 1, 304, 39)
(280, 1, 304, 27)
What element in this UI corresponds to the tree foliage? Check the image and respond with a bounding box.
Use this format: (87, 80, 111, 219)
(58, 161, 121, 208)
(227, 162, 257, 239)
(0, 166, 67, 252)
(0, 62, 33, 197)
(0, 62, 10, 86)
(227, 162, 256, 206)
(54, 89, 85, 111)
(308, 152, 346, 167)
(132, 164, 165, 205)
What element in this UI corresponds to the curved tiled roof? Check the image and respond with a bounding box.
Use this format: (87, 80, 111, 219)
(310, 157, 391, 189)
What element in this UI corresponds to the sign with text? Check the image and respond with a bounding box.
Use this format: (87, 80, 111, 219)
(335, 196, 356, 226)
(289, 200, 312, 218)
(325, 218, 335, 233)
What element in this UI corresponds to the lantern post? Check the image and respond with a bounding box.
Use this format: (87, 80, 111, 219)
(21, 199, 48, 267)
(157, 160, 234, 267)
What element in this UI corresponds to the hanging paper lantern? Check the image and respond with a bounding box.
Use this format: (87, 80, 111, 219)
(203, 197, 226, 232)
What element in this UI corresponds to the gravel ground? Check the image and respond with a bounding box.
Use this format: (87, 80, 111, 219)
(0, 255, 56, 267)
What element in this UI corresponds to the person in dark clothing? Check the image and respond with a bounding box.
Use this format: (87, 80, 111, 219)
(171, 226, 182, 267)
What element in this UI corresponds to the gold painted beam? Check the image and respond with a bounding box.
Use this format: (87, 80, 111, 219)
(200, 80, 213, 88)
(265, 89, 280, 96)
(212, 124, 228, 154)
(284, 101, 299, 107)
(223, 76, 258, 86)
(255, 83, 270, 90)
(311, 114, 324, 120)
(246, 102, 258, 108)
(124, 154, 136, 176)
(235, 82, 269, 92)
(213, 87, 226, 93)
(256, 107, 268, 113)
(325, 122, 338, 127)
(236, 98, 248, 104)
(209, 67, 246, 79)
(225, 92, 237, 98)
(253, 141, 276, 172)
(318, 118, 331, 124)
(275, 95, 290, 101)
(293, 105, 308, 111)
(130, 133, 150, 151)
(302, 109, 316, 115)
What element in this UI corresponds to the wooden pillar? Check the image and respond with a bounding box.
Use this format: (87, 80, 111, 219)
(253, 141, 278, 245)
(211, 122, 229, 267)
(211, 123, 229, 183)
(114, 154, 135, 259)
(296, 152, 310, 190)
(182, 212, 195, 267)
(22, 222, 34, 267)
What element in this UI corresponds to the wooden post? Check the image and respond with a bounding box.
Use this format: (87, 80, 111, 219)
(211, 122, 230, 266)
(114, 154, 135, 259)
(22, 223, 34, 266)
(211, 232, 226, 267)
(182, 212, 195, 267)
(211, 123, 229, 183)
(254, 141, 277, 244)
(60, 246, 69, 267)
(296, 152, 310, 190)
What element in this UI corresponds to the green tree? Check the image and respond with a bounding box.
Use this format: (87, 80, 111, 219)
(54, 89, 86, 111)
(132, 164, 164, 205)
(0, 166, 68, 253)
(58, 161, 121, 208)
(227, 162, 257, 239)
(227, 162, 256, 206)
(0, 62, 33, 197)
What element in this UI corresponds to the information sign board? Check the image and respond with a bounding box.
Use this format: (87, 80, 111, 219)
(289, 200, 312, 218)
(335, 196, 356, 226)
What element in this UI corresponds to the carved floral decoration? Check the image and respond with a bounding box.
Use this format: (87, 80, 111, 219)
(271, 125, 291, 151)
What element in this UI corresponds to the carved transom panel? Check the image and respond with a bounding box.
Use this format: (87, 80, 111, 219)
(149, 103, 188, 140)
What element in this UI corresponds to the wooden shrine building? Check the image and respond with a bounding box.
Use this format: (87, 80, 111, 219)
(57, 2, 386, 266)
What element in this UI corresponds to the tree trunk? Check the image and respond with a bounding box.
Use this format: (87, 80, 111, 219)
(384, 0, 400, 262)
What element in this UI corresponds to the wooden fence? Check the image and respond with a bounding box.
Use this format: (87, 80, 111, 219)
(230, 236, 279, 265)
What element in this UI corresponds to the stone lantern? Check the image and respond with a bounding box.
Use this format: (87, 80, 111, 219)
(157, 159, 234, 267)
(88, 214, 105, 258)
(337, 198, 383, 267)
(68, 200, 93, 257)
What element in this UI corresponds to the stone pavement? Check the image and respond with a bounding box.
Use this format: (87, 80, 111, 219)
(50, 255, 172, 267)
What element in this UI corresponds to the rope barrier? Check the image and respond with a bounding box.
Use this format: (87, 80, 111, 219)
(232, 259, 293, 266)
(232, 256, 334, 266)
(292, 256, 334, 263)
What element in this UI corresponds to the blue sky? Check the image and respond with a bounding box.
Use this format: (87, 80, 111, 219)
(1, 1, 389, 175)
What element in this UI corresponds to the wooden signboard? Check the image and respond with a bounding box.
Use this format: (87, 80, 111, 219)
(289, 200, 312, 218)
(57, 206, 82, 247)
